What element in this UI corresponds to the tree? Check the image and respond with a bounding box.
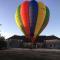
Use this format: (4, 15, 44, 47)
(0, 36, 7, 49)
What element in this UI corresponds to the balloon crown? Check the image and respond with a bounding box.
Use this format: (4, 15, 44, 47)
(31, 0, 36, 1)
(32, 0, 35, 1)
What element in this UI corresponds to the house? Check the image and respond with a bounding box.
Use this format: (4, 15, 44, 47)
(6, 35, 60, 49)
(43, 35, 60, 48)
(6, 35, 25, 48)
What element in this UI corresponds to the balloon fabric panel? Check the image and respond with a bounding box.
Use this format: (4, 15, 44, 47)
(15, 5, 26, 35)
(37, 7, 50, 37)
(20, 1, 30, 36)
(34, 2, 46, 38)
(29, 0, 38, 36)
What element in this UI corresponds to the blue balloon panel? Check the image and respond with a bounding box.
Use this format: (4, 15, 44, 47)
(29, 0, 38, 36)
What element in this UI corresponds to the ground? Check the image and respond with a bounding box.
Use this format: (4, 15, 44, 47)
(0, 48, 60, 60)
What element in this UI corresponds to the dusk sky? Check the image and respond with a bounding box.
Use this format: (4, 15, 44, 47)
(0, 0, 60, 38)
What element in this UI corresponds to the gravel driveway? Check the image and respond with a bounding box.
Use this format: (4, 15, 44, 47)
(0, 48, 60, 60)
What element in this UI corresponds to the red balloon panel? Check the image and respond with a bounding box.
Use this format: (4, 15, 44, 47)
(20, 1, 30, 36)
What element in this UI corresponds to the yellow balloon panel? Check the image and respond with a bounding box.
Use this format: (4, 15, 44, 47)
(34, 2, 46, 37)
(15, 9, 21, 29)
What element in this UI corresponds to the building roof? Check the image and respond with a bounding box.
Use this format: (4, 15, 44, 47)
(37, 35, 60, 42)
(7, 35, 60, 42)
(7, 35, 25, 40)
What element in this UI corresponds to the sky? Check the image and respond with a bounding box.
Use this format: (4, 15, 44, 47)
(0, 0, 60, 39)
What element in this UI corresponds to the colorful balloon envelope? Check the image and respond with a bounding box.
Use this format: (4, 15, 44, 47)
(15, 0, 50, 43)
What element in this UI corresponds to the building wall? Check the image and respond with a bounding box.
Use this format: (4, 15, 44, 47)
(7, 39, 20, 48)
(44, 39, 60, 49)
(7, 39, 60, 49)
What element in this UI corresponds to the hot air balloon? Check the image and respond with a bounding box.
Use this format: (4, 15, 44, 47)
(15, 0, 50, 44)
